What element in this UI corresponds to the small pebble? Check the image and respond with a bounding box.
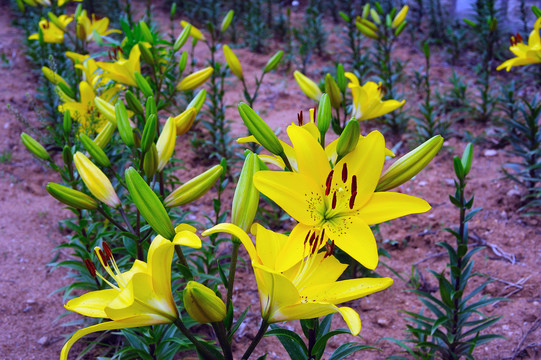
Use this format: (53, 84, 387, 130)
(377, 318, 390, 327)
(507, 189, 521, 197)
(37, 336, 48, 346)
(484, 149, 497, 157)
(418, 181, 427, 186)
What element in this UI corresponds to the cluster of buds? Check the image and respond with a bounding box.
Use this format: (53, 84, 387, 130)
(354, 3, 409, 39)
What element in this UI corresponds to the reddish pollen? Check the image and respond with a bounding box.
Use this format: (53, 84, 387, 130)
(102, 242, 113, 261)
(84, 259, 96, 277)
(516, 33, 523, 43)
(304, 231, 311, 245)
(297, 111, 303, 126)
(98, 249, 108, 264)
(351, 175, 357, 193)
(332, 191, 337, 209)
(324, 240, 335, 258)
(349, 191, 357, 209)
(325, 170, 334, 196)
(309, 231, 316, 246)
(342, 163, 348, 182)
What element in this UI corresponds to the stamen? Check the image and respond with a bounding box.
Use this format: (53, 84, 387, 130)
(95, 247, 108, 267)
(84, 259, 96, 277)
(516, 33, 523, 43)
(304, 231, 311, 245)
(102, 242, 113, 261)
(332, 191, 337, 209)
(349, 191, 357, 209)
(342, 163, 348, 182)
(325, 170, 334, 196)
(351, 175, 357, 193)
(309, 231, 316, 246)
(312, 107, 317, 124)
(311, 237, 319, 254)
(324, 241, 335, 258)
(320, 228, 325, 242)
(297, 111, 303, 126)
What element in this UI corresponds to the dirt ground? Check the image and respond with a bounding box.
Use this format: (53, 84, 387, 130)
(0, 2, 540, 360)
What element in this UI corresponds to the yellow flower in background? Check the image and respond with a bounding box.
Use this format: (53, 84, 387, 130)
(28, 15, 72, 43)
(74, 151, 120, 208)
(294, 70, 322, 101)
(76, 10, 121, 42)
(59, 81, 119, 133)
(346, 73, 405, 121)
(176, 66, 214, 91)
(223, 45, 243, 79)
(253, 126, 430, 270)
(61, 231, 201, 360)
(173, 108, 196, 135)
(180, 20, 206, 41)
(97, 45, 141, 87)
(497, 17, 541, 71)
(204, 223, 393, 335)
(156, 117, 177, 172)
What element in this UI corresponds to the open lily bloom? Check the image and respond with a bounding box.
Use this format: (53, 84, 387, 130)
(203, 223, 392, 335)
(76, 10, 121, 42)
(497, 17, 541, 71)
(97, 45, 141, 87)
(28, 16, 72, 43)
(345, 73, 405, 121)
(254, 126, 430, 270)
(61, 228, 201, 360)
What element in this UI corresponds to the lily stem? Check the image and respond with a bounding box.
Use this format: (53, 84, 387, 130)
(242, 319, 269, 359)
(97, 207, 128, 233)
(226, 240, 240, 314)
(174, 245, 193, 280)
(173, 318, 216, 360)
(212, 322, 233, 360)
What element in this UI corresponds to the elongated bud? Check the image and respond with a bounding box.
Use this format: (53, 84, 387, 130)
(178, 51, 188, 74)
(125, 167, 175, 239)
(16, 0, 25, 12)
(385, 13, 392, 28)
(181, 20, 205, 41)
(42, 66, 68, 86)
(134, 71, 153, 98)
(324, 74, 341, 110)
(183, 281, 226, 323)
(376, 135, 444, 191)
(176, 67, 214, 91)
(74, 152, 120, 208)
(463, 18, 476, 28)
(461, 143, 473, 176)
(423, 42, 430, 59)
(146, 96, 157, 119)
(356, 20, 379, 39)
(115, 101, 134, 147)
(173, 108, 196, 135)
(46, 183, 98, 210)
(339, 11, 350, 23)
(139, 21, 153, 43)
(57, 82, 75, 99)
(394, 21, 407, 36)
(143, 143, 158, 178)
(362, 3, 370, 18)
(294, 70, 322, 101)
(21, 133, 50, 160)
(263, 50, 283, 73)
(125, 90, 144, 115)
(156, 117, 177, 171)
(141, 114, 157, 153)
(532, 6, 541, 18)
(370, 9, 381, 24)
(62, 145, 73, 167)
(63, 111, 72, 137)
(174, 24, 191, 51)
(317, 93, 331, 136)
(94, 122, 116, 149)
(220, 10, 234, 32)
(80, 133, 111, 167)
(76, 22, 86, 41)
(336, 120, 360, 159)
(187, 89, 206, 113)
(139, 43, 155, 66)
(170, 2, 177, 18)
(238, 102, 284, 156)
(231, 152, 260, 232)
(94, 97, 117, 124)
(164, 164, 223, 207)
(336, 64, 347, 92)
(392, 5, 409, 28)
(223, 45, 243, 79)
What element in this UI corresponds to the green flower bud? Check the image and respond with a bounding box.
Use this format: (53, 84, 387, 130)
(21, 133, 50, 160)
(339, 11, 350, 23)
(356, 20, 379, 39)
(336, 120, 360, 159)
(370, 9, 381, 24)
(57, 82, 75, 99)
(362, 4, 370, 18)
(376, 135, 443, 191)
(317, 93, 331, 137)
(164, 164, 223, 207)
(94, 97, 117, 124)
(238, 102, 283, 156)
(170, 2, 177, 17)
(463, 18, 476, 28)
(336, 64, 347, 92)
(231, 152, 260, 232)
(62, 145, 73, 167)
(263, 50, 283, 73)
(146, 96, 157, 119)
(532, 6, 541, 18)
(141, 114, 157, 153)
(178, 51, 188, 74)
(48, 12, 67, 31)
(115, 101, 134, 147)
(394, 21, 407, 36)
(461, 143, 473, 176)
(63, 111, 72, 137)
(174, 24, 191, 51)
(138, 21, 153, 44)
(16, 0, 25, 13)
(135, 71, 153, 98)
(385, 13, 392, 28)
(80, 134, 111, 167)
(187, 89, 206, 113)
(423, 42, 430, 59)
(143, 143, 159, 178)
(324, 74, 341, 110)
(94, 122, 116, 149)
(220, 10, 234, 33)
(139, 43, 155, 66)
(125, 167, 175, 239)
(46, 182, 98, 210)
(125, 90, 145, 116)
(183, 281, 226, 324)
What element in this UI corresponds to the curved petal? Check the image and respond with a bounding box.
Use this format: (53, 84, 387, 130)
(173, 230, 202, 248)
(274, 223, 314, 272)
(147, 236, 175, 308)
(251, 223, 289, 270)
(337, 306, 361, 335)
(253, 265, 300, 321)
(272, 302, 337, 322)
(254, 171, 324, 225)
(203, 223, 259, 264)
(366, 99, 405, 120)
(175, 223, 197, 233)
(282, 252, 347, 290)
(357, 192, 430, 225)
(326, 215, 378, 270)
(301, 277, 393, 304)
(64, 289, 118, 318)
(287, 125, 331, 184)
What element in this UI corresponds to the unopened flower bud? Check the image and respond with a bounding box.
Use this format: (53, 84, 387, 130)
(356, 20, 379, 39)
(238, 102, 284, 156)
(180, 20, 205, 41)
(394, 21, 407, 36)
(156, 117, 177, 171)
(316, 93, 331, 137)
(178, 51, 188, 73)
(74, 152, 120, 208)
(176, 66, 213, 91)
(223, 45, 243, 79)
(183, 282, 226, 324)
(392, 5, 409, 29)
(94, 122, 116, 149)
(220, 10, 234, 33)
(115, 101, 134, 147)
(231, 152, 260, 232)
(263, 50, 283, 73)
(62, 145, 72, 166)
(20, 132, 50, 160)
(294, 70, 322, 101)
(376, 135, 443, 191)
(146, 96, 157, 118)
(42, 66, 68, 86)
(138, 21, 153, 43)
(174, 24, 191, 51)
(370, 9, 381, 24)
(57, 82, 75, 99)
(125, 167, 175, 239)
(134, 71, 153, 98)
(325, 74, 341, 110)
(187, 89, 207, 113)
(141, 114, 157, 153)
(173, 108, 196, 135)
(362, 3, 370, 18)
(80, 133, 111, 167)
(125, 90, 144, 116)
(336, 120, 360, 159)
(143, 143, 159, 178)
(94, 97, 117, 124)
(339, 11, 350, 23)
(46, 182, 98, 210)
(63, 111, 72, 137)
(139, 43, 155, 66)
(164, 164, 223, 207)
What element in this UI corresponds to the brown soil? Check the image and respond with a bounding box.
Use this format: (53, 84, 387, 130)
(0, 2, 540, 360)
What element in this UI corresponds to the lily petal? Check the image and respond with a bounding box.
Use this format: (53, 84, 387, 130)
(301, 277, 393, 304)
(336, 306, 361, 335)
(203, 223, 259, 264)
(64, 289, 118, 318)
(252, 223, 289, 271)
(253, 265, 300, 321)
(357, 192, 431, 225)
(287, 125, 331, 184)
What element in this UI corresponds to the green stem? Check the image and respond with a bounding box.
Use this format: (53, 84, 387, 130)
(173, 318, 216, 360)
(242, 320, 270, 360)
(212, 322, 233, 360)
(96, 207, 129, 233)
(226, 241, 240, 314)
(174, 244, 193, 279)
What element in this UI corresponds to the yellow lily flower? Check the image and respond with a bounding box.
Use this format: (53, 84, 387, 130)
(253, 126, 430, 270)
(345, 73, 405, 121)
(58, 81, 119, 133)
(28, 15, 72, 43)
(497, 17, 541, 71)
(74, 151, 120, 208)
(180, 20, 206, 41)
(76, 10, 121, 42)
(294, 70, 322, 101)
(61, 230, 202, 360)
(203, 223, 393, 335)
(97, 45, 141, 87)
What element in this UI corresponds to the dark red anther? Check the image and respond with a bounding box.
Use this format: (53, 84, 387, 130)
(84, 259, 96, 277)
(320, 228, 325, 242)
(297, 111, 303, 126)
(516, 33, 523, 43)
(309, 231, 316, 246)
(332, 191, 337, 209)
(102, 242, 113, 262)
(351, 175, 357, 194)
(325, 170, 334, 196)
(313, 107, 317, 124)
(304, 231, 311, 245)
(98, 249, 108, 264)
(342, 163, 348, 182)
(311, 237, 319, 254)
(349, 191, 357, 209)
(324, 240, 335, 258)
